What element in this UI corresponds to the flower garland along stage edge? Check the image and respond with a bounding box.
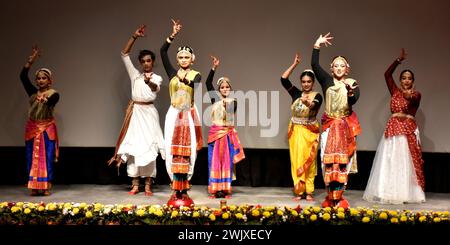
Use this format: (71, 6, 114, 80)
(0, 201, 448, 225)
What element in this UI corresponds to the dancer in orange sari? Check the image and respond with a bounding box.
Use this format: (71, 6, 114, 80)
(311, 33, 361, 208)
(205, 56, 245, 199)
(281, 53, 322, 201)
(20, 45, 59, 196)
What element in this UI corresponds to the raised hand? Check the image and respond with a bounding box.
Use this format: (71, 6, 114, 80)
(28, 44, 41, 64)
(211, 55, 220, 70)
(293, 53, 301, 65)
(134, 24, 146, 38)
(314, 32, 334, 48)
(171, 18, 182, 38)
(398, 48, 407, 62)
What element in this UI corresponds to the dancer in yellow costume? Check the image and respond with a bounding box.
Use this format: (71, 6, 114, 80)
(281, 53, 322, 201)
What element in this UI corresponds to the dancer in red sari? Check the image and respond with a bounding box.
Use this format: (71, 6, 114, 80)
(364, 48, 425, 204)
(311, 33, 361, 208)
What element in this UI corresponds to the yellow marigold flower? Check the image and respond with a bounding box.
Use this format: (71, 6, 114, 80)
(47, 203, 56, 211)
(379, 212, 388, 220)
(94, 203, 103, 210)
(277, 210, 284, 216)
(337, 207, 345, 213)
(209, 213, 216, 221)
(79, 203, 87, 209)
(362, 217, 370, 223)
(322, 213, 331, 221)
(350, 208, 359, 216)
(64, 203, 72, 209)
(366, 210, 374, 216)
(171, 210, 178, 218)
(38, 206, 45, 212)
(419, 216, 427, 222)
(192, 211, 200, 218)
(263, 211, 271, 218)
(229, 205, 237, 211)
(11, 207, 21, 213)
(85, 211, 93, 218)
(389, 211, 398, 216)
(400, 215, 408, 222)
(390, 217, 398, 223)
(155, 209, 163, 217)
(117, 205, 124, 210)
(251, 209, 260, 217)
(324, 207, 331, 213)
(265, 206, 275, 211)
(302, 210, 310, 215)
(0, 202, 8, 208)
(136, 209, 145, 217)
(16, 202, 24, 207)
(443, 211, 449, 216)
(148, 207, 156, 214)
(26, 203, 36, 209)
(24, 208, 31, 214)
(222, 213, 230, 220)
(235, 213, 243, 219)
(433, 217, 441, 223)
(337, 212, 345, 219)
(291, 210, 299, 216)
(72, 208, 79, 215)
(310, 214, 317, 221)
(313, 207, 321, 213)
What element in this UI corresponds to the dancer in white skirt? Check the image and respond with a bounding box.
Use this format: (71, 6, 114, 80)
(363, 48, 425, 204)
(160, 19, 203, 203)
(109, 25, 165, 196)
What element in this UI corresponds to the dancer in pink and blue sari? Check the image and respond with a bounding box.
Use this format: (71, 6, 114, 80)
(206, 56, 245, 198)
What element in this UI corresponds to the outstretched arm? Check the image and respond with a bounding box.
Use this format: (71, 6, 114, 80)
(206, 55, 220, 103)
(384, 48, 405, 95)
(20, 45, 39, 96)
(281, 53, 300, 79)
(160, 19, 181, 78)
(311, 33, 334, 89)
(122, 24, 146, 55)
(280, 53, 302, 99)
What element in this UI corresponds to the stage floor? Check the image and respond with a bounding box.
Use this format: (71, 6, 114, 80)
(1, 184, 449, 211)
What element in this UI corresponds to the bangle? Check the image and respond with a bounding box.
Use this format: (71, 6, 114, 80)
(313, 45, 320, 49)
(169, 35, 175, 39)
(132, 35, 138, 39)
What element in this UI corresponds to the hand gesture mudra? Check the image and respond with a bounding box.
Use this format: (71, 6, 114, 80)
(28, 45, 41, 64)
(314, 32, 334, 48)
(134, 24, 146, 38)
(293, 53, 301, 65)
(171, 19, 182, 37)
(211, 55, 220, 70)
(398, 48, 407, 62)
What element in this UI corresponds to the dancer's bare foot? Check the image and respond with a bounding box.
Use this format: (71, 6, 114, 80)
(292, 196, 302, 201)
(30, 189, 39, 196)
(306, 194, 314, 201)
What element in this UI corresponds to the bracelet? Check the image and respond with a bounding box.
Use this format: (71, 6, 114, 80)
(132, 35, 138, 39)
(313, 45, 320, 49)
